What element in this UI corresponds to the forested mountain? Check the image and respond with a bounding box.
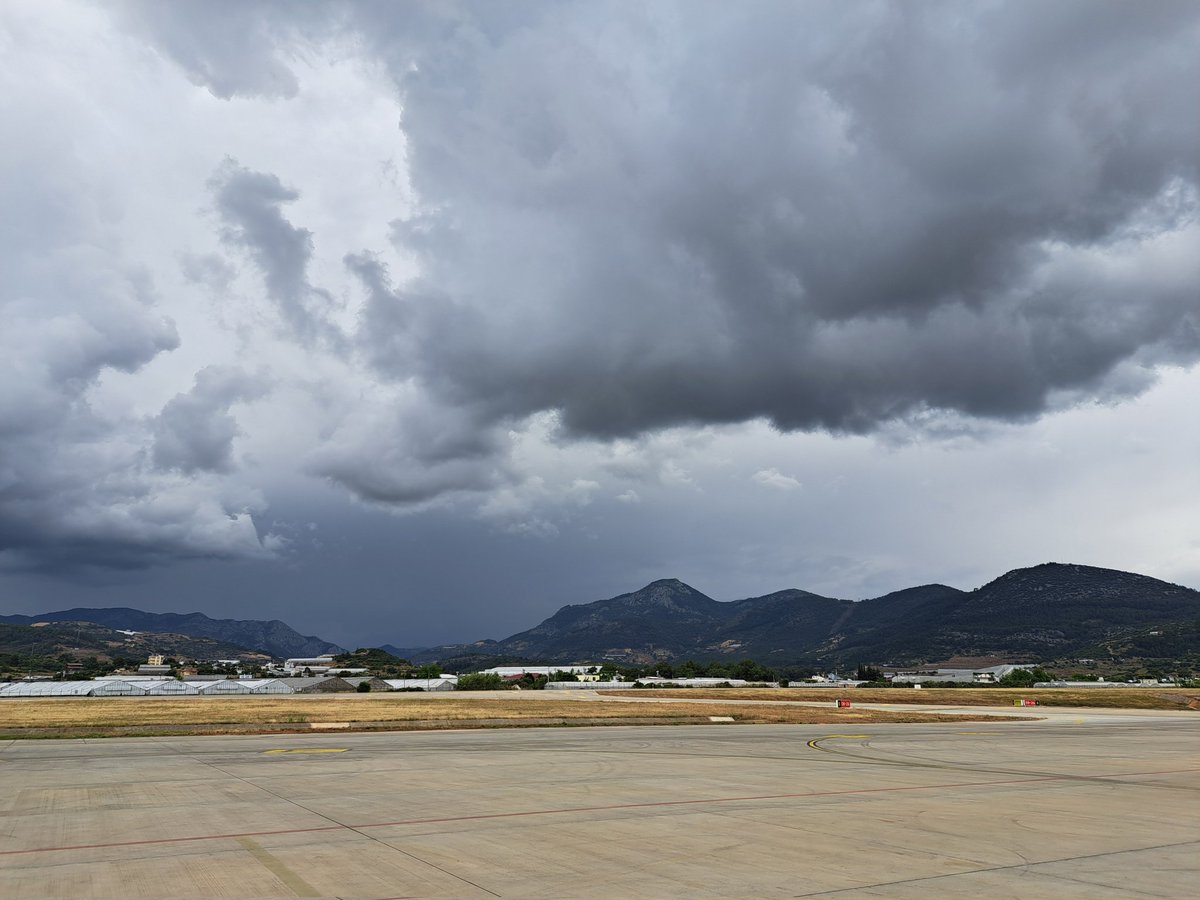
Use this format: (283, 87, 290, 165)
(398, 564, 1200, 666)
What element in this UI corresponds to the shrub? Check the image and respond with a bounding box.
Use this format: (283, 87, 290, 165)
(456, 673, 508, 691)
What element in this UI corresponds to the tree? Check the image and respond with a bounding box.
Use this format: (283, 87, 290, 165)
(456, 673, 507, 691)
(356, 681, 371, 693)
(733, 659, 776, 682)
(856, 665, 883, 682)
(998, 667, 1052, 687)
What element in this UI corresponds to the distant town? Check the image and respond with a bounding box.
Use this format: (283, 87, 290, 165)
(1, 648, 1192, 699)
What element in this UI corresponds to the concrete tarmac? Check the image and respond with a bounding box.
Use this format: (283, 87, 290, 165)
(1, 710, 1197, 898)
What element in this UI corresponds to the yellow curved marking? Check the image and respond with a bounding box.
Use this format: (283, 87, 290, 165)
(807, 734, 869, 750)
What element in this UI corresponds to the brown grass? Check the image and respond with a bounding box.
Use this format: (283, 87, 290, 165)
(0, 692, 997, 735)
(608, 687, 1200, 710)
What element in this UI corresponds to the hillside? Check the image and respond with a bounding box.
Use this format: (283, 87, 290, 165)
(396, 563, 1200, 667)
(0, 608, 342, 659)
(0, 621, 271, 676)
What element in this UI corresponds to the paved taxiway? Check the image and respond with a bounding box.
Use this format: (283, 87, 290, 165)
(1, 708, 1197, 898)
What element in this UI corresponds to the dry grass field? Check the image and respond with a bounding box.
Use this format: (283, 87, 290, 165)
(610, 686, 1200, 710)
(0, 692, 993, 737)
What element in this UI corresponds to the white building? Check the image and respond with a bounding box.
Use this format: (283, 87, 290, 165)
(282, 656, 339, 674)
(888, 664, 1033, 685)
(478, 665, 600, 677)
(383, 678, 456, 692)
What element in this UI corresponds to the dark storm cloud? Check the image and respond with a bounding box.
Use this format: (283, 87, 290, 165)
(152, 366, 267, 474)
(101, 0, 1200, 507)
(347, 0, 1200, 438)
(0, 88, 276, 569)
(129, 2, 1200, 442)
(210, 160, 344, 347)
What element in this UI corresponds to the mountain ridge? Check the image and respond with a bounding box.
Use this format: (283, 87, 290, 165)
(0, 608, 343, 659)
(6, 563, 1197, 668)
(394, 563, 1200, 667)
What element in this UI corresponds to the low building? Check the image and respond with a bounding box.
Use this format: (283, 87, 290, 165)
(635, 677, 769, 688)
(240, 679, 295, 694)
(478, 665, 600, 677)
(545, 681, 634, 690)
(140, 680, 199, 696)
(282, 656, 339, 674)
(286, 676, 356, 693)
(887, 664, 1033, 685)
(342, 676, 392, 691)
(383, 678, 456, 692)
(186, 680, 254, 695)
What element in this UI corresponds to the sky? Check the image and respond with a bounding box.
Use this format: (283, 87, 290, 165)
(2, 0, 1198, 651)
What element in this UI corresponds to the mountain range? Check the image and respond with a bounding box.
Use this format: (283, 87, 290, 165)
(4, 563, 1198, 668)
(0, 620, 274, 667)
(0, 608, 342, 660)
(386, 563, 1200, 667)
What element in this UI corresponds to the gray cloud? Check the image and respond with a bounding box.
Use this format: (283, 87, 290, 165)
(126, 1, 1200, 470)
(354, 0, 1199, 440)
(7, 0, 1200, 605)
(152, 366, 267, 474)
(0, 63, 279, 569)
(210, 159, 345, 347)
(111, 0, 328, 100)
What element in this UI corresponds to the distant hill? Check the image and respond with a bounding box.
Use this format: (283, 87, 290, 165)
(0, 608, 342, 659)
(391, 564, 1200, 667)
(0, 620, 272, 673)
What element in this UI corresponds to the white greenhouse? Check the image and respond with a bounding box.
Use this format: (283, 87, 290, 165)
(187, 680, 254, 695)
(241, 679, 295, 694)
(139, 680, 200, 696)
(383, 678, 456, 692)
(0, 681, 137, 697)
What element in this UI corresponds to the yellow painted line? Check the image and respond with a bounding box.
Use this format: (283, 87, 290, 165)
(956, 731, 1002, 735)
(263, 748, 348, 755)
(237, 837, 321, 897)
(807, 734, 868, 750)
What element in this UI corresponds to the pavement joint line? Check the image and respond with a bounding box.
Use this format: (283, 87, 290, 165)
(193, 749, 502, 898)
(805, 735, 1200, 788)
(7, 764, 1199, 858)
(791, 836, 1200, 896)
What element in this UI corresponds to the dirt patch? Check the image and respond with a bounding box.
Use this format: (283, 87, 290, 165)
(0, 694, 1000, 739)
(607, 687, 1200, 710)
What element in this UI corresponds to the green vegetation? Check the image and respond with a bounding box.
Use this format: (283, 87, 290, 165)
(332, 647, 413, 674)
(455, 673, 508, 690)
(997, 667, 1054, 687)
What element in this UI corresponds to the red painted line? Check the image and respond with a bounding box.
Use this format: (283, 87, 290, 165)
(350, 775, 1064, 830)
(0, 824, 343, 857)
(3, 765, 1197, 858)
